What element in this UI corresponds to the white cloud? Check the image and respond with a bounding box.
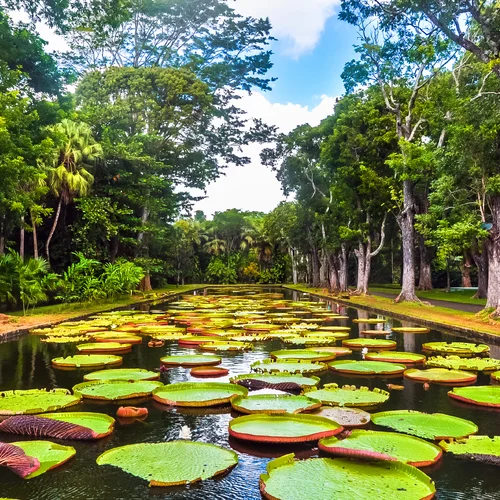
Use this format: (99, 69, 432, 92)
(234, 0, 340, 57)
(191, 92, 336, 217)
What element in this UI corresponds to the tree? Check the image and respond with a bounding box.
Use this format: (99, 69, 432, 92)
(42, 119, 103, 263)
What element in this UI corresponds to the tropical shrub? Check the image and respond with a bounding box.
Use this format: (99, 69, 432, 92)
(205, 257, 238, 284)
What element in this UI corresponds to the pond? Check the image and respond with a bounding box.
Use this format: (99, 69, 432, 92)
(0, 287, 499, 499)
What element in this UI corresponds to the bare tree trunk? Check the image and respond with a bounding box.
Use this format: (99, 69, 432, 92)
(417, 234, 433, 290)
(338, 243, 349, 292)
(31, 211, 38, 259)
(136, 206, 150, 255)
(45, 195, 63, 263)
(289, 247, 298, 284)
(311, 247, 321, 288)
(354, 242, 366, 293)
(486, 196, 500, 316)
(328, 254, 340, 292)
(320, 250, 329, 288)
(139, 273, 152, 292)
(20, 216, 25, 260)
(395, 180, 419, 302)
(473, 244, 488, 299)
(461, 253, 473, 288)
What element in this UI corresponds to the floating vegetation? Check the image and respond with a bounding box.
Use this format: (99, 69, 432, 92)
(448, 386, 500, 407)
(260, 454, 436, 500)
(313, 407, 370, 428)
(230, 373, 320, 391)
(270, 349, 336, 362)
(439, 436, 500, 466)
(199, 341, 254, 352)
(305, 384, 390, 407)
(306, 346, 352, 357)
(426, 356, 500, 372)
(52, 354, 123, 369)
(328, 360, 406, 376)
(251, 359, 327, 375)
(96, 441, 238, 486)
(371, 410, 478, 440)
(365, 351, 426, 364)
(391, 327, 430, 334)
(229, 413, 343, 443)
(341, 338, 397, 351)
(83, 368, 160, 382)
(353, 318, 386, 324)
(160, 355, 221, 367)
(231, 394, 321, 414)
(41, 336, 88, 343)
(422, 342, 490, 357)
(73, 380, 163, 401)
(404, 368, 477, 386)
(0, 389, 80, 415)
(190, 366, 229, 377)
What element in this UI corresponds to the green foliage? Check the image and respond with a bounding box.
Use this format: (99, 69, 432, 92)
(205, 256, 238, 284)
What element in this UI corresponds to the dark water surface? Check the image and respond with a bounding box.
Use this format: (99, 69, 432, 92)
(1, 288, 500, 500)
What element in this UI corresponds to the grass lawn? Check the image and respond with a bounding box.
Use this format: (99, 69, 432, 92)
(286, 284, 500, 338)
(368, 284, 486, 306)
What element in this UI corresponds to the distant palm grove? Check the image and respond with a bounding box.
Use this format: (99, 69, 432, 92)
(1, 0, 500, 317)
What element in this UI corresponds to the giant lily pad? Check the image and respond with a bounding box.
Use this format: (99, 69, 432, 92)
(0, 442, 39, 478)
(371, 410, 478, 439)
(319, 430, 442, 467)
(0, 412, 114, 440)
(342, 338, 397, 351)
(365, 351, 426, 365)
(12, 440, 76, 479)
(391, 327, 430, 333)
(229, 414, 343, 443)
(360, 330, 391, 337)
(328, 360, 406, 376)
(177, 336, 223, 345)
(317, 326, 351, 332)
(492, 371, 500, 382)
(199, 341, 254, 352)
(52, 354, 123, 369)
(305, 384, 390, 407)
(439, 436, 500, 466)
(426, 356, 500, 372)
(153, 382, 247, 407)
(76, 342, 133, 354)
(422, 342, 490, 357)
(306, 346, 352, 357)
(41, 336, 88, 344)
(404, 368, 477, 385)
(251, 360, 326, 375)
(448, 386, 500, 407)
(96, 441, 238, 487)
(0, 389, 80, 416)
(314, 407, 371, 428)
(91, 333, 142, 344)
(353, 318, 386, 324)
(231, 394, 321, 415)
(160, 355, 221, 367)
(84, 368, 160, 382)
(230, 373, 320, 391)
(260, 454, 436, 500)
(283, 336, 340, 346)
(270, 349, 336, 362)
(73, 380, 163, 401)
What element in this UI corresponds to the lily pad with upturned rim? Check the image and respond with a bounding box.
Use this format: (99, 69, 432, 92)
(439, 436, 500, 466)
(259, 454, 436, 500)
(448, 386, 500, 407)
(342, 338, 397, 351)
(391, 327, 430, 333)
(305, 384, 390, 408)
(365, 351, 426, 365)
(404, 368, 477, 386)
(371, 410, 478, 440)
(96, 441, 238, 487)
(73, 380, 163, 401)
(319, 430, 442, 467)
(0, 389, 81, 416)
(84, 368, 160, 382)
(270, 349, 336, 362)
(160, 355, 221, 367)
(230, 373, 320, 391)
(283, 336, 341, 347)
(76, 342, 133, 354)
(199, 341, 254, 352)
(12, 440, 76, 479)
(313, 407, 370, 428)
(231, 394, 321, 415)
(153, 382, 247, 407)
(306, 346, 352, 357)
(425, 356, 500, 372)
(328, 360, 406, 376)
(52, 354, 123, 369)
(229, 413, 343, 443)
(251, 360, 326, 375)
(422, 342, 490, 357)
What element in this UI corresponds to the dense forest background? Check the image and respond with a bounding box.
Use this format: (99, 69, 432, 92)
(1, 0, 500, 317)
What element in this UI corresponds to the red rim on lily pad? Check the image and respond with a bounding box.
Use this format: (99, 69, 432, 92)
(365, 351, 426, 365)
(342, 338, 397, 351)
(404, 368, 477, 386)
(448, 386, 500, 408)
(190, 366, 229, 378)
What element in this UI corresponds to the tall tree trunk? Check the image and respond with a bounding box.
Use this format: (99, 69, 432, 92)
(31, 211, 38, 259)
(45, 195, 63, 263)
(328, 254, 340, 292)
(417, 234, 433, 290)
(136, 206, 150, 255)
(338, 243, 349, 292)
(319, 249, 329, 288)
(19, 216, 25, 260)
(354, 242, 366, 293)
(109, 236, 119, 263)
(288, 247, 298, 284)
(395, 180, 419, 302)
(473, 243, 488, 299)
(310, 247, 321, 288)
(461, 253, 472, 288)
(486, 195, 500, 316)
(139, 273, 152, 292)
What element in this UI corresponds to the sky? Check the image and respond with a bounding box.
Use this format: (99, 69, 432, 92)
(190, 0, 359, 218)
(17, 1, 360, 219)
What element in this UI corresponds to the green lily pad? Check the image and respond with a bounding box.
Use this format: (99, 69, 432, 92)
(391, 327, 430, 333)
(305, 384, 390, 407)
(439, 436, 500, 466)
(306, 346, 352, 356)
(317, 326, 351, 332)
(359, 330, 391, 336)
(0, 389, 81, 416)
(41, 336, 89, 343)
(76, 342, 133, 353)
(371, 410, 478, 439)
(230, 373, 320, 390)
(0, 412, 114, 440)
(422, 342, 490, 357)
(13, 440, 76, 479)
(365, 351, 426, 364)
(160, 355, 221, 366)
(231, 394, 321, 414)
(426, 356, 500, 372)
(314, 407, 371, 428)
(199, 341, 254, 352)
(90, 333, 143, 344)
(270, 349, 336, 362)
(283, 336, 340, 346)
(328, 360, 406, 376)
(52, 354, 123, 369)
(73, 380, 163, 401)
(448, 386, 500, 407)
(251, 360, 326, 375)
(229, 413, 343, 443)
(153, 382, 247, 407)
(319, 430, 442, 467)
(342, 338, 397, 351)
(404, 368, 477, 385)
(260, 454, 436, 500)
(84, 368, 160, 382)
(96, 441, 238, 487)
(492, 371, 500, 382)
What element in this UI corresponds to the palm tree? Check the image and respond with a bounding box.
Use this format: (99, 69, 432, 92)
(44, 120, 103, 263)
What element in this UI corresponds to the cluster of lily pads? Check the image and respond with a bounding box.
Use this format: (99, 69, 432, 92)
(0, 289, 499, 499)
